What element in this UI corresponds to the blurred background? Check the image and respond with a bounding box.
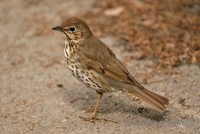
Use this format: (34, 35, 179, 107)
(1, 0, 199, 72)
(0, 0, 200, 133)
(83, 0, 200, 71)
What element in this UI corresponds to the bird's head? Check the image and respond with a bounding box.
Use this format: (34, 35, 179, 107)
(52, 17, 93, 41)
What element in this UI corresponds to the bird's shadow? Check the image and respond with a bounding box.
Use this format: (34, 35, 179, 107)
(62, 86, 167, 122)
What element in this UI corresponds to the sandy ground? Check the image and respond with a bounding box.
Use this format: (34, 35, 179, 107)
(0, 0, 200, 134)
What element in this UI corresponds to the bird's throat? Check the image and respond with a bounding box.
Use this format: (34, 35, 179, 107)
(63, 38, 80, 60)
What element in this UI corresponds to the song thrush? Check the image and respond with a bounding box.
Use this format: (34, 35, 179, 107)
(52, 17, 169, 121)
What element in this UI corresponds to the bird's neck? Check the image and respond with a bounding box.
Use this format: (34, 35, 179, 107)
(64, 38, 82, 59)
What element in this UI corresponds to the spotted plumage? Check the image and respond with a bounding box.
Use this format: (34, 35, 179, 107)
(52, 17, 169, 121)
(64, 38, 104, 92)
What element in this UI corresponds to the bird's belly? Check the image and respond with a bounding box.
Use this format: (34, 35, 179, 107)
(66, 60, 105, 92)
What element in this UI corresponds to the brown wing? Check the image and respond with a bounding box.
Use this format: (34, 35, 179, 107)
(79, 37, 142, 87)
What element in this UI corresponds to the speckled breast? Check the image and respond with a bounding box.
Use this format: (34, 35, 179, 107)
(66, 59, 104, 92)
(63, 41, 104, 92)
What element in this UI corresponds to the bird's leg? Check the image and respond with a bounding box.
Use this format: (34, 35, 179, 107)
(80, 91, 103, 121)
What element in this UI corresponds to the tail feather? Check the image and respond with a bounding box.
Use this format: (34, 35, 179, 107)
(128, 86, 169, 112)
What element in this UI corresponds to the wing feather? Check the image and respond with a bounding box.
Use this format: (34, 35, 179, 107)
(79, 37, 140, 86)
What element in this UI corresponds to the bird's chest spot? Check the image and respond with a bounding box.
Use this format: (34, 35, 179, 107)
(67, 61, 102, 91)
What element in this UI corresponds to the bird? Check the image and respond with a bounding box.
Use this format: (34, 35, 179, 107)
(52, 17, 169, 121)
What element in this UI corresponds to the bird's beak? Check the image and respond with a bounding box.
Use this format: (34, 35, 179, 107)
(52, 26, 63, 32)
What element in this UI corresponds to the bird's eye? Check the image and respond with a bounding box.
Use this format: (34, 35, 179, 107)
(69, 27, 76, 32)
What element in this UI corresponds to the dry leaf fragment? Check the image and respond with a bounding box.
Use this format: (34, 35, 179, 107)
(104, 7, 124, 17)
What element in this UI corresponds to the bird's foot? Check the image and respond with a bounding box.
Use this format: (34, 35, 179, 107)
(79, 115, 118, 123)
(79, 115, 97, 121)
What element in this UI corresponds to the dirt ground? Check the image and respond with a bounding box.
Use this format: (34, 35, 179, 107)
(0, 0, 200, 134)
